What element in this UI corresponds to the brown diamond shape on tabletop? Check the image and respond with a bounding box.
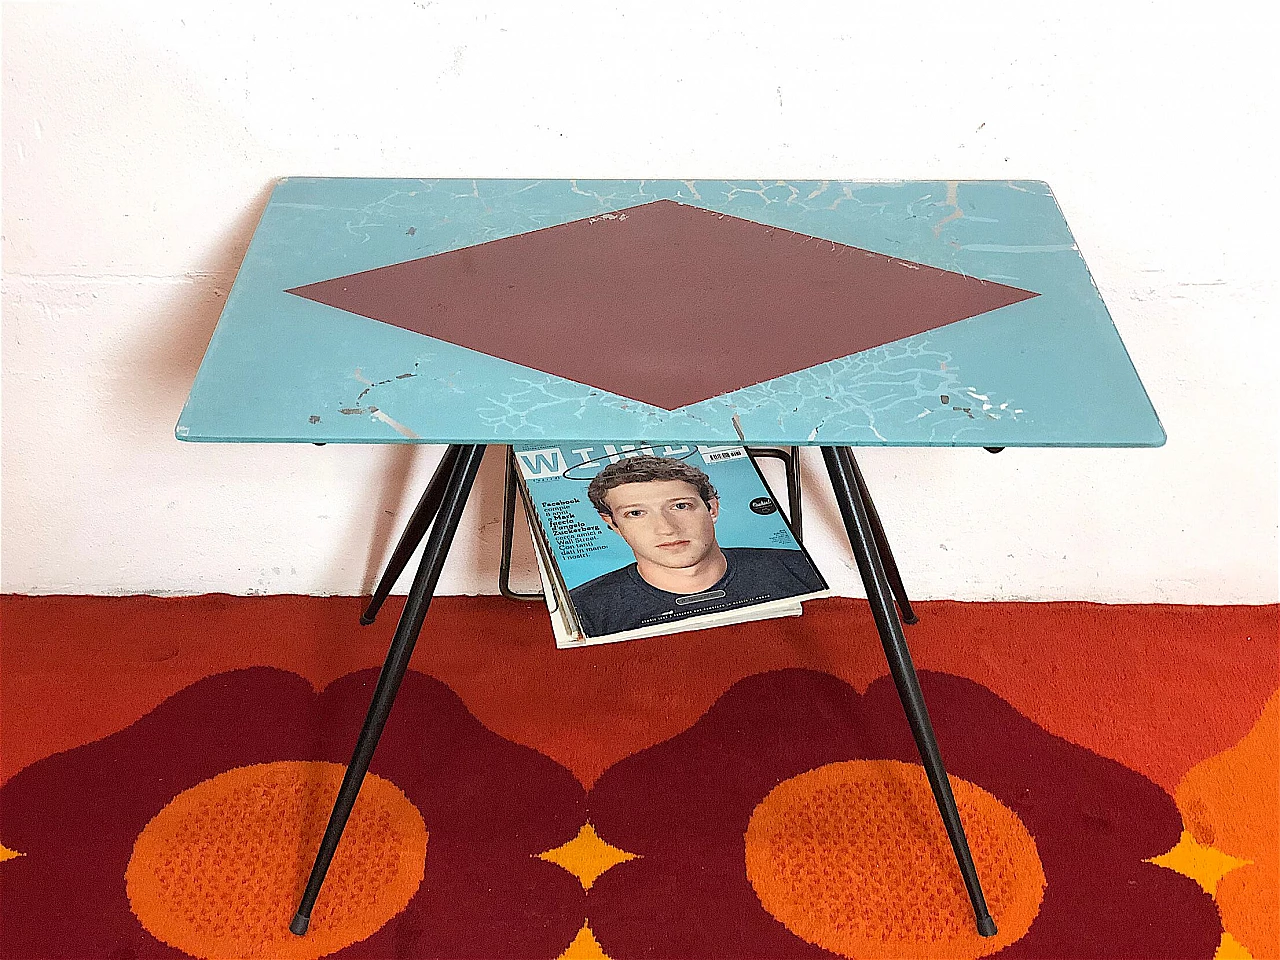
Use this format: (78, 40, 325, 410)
(287, 199, 1038, 411)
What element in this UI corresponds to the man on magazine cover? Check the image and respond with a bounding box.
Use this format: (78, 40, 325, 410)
(570, 455, 825, 637)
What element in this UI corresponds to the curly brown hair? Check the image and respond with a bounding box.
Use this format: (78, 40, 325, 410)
(587, 455, 718, 517)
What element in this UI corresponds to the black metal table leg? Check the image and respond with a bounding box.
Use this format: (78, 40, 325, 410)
(786, 445, 802, 542)
(821, 446, 997, 938)
(291, 444, 487, 937)
(839, 448, 918, 625)
(745, 446, 804, 543)
(361, 444, 463, 625)
(499, 446, 546, 602)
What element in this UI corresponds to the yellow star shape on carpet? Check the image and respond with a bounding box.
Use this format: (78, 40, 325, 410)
(538, 822, 638, 890)
(556, 921, 611, 960)
(1213, 931, 1254, 960)
(0, 843, 23, 864)
(1147, 829, 1251, 896)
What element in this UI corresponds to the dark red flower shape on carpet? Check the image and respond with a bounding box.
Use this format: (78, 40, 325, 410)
(584, 668, 1222, 959)
(0, 668, 586, 959)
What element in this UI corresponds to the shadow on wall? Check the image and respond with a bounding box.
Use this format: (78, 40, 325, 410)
(347, 445, 538, 601)
(355, 444, 428, 598)
(129, 184, 276, 420)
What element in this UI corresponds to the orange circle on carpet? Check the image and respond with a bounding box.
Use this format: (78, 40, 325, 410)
(126, 761, 427, 960)
(745, 759, 1045, 959)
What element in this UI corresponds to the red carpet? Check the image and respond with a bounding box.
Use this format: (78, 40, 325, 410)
(0, 596, 1276, 959)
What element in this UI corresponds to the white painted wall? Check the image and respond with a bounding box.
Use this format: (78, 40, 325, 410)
(2, 2, 1276, 602)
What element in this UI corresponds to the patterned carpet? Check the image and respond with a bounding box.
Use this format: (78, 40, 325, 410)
(0, 595, 1275, 959)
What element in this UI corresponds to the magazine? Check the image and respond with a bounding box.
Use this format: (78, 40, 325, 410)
(513, 443, 829, 647)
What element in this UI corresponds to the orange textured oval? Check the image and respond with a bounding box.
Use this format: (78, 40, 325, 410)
(1175, 691, 1279, 960)
(126, 761, 426, 960)
(745, 759, 1044, 959)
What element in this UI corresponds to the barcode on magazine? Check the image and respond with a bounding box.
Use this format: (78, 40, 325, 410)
(704, 450, 741, 462)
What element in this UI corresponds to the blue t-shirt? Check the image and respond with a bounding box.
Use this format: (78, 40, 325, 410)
(568, 546, 825, 638)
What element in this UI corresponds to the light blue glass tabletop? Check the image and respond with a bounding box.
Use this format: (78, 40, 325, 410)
(176, 179, 1164, 447)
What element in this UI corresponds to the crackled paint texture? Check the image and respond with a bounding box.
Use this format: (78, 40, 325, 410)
(177, 179, 1164, 447)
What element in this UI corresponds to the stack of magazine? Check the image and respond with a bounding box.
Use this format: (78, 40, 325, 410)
(512, 442, 829, 648)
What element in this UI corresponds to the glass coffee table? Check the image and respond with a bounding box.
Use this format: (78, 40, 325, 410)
(178, 178, 1164, 939)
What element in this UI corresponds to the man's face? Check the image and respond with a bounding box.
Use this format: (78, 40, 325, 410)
(600, 479, 720, 570)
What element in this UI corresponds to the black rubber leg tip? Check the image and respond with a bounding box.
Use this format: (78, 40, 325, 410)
(902, 613, 920, 625)
(977, 913, 998, 938)
(289, 913, 311, 936)
(359, 612, 376, 626)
